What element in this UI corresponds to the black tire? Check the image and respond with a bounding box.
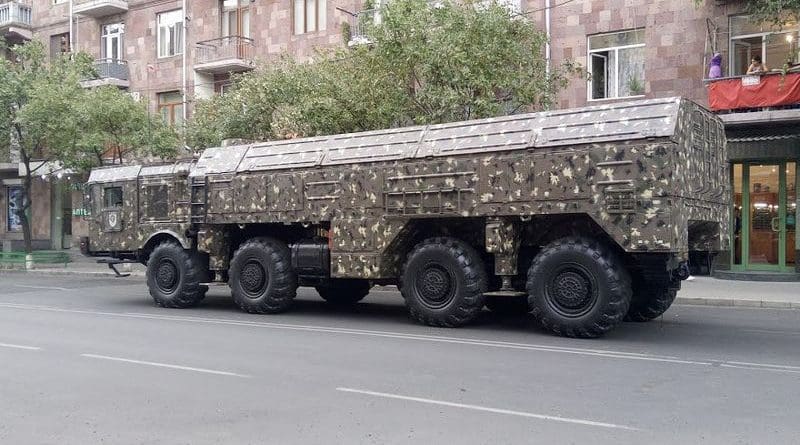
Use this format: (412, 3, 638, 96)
(526, 237, 631, 338)
(316, 280, 371, 305)
(625, 284, 679, 322)
(229, 238, 297, 314)
(400, 237, 488, 327)
(485, 296, 530, 316)
(146, 242, 206, 308)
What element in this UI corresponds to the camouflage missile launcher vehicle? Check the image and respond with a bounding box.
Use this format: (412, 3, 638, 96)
(81, 97, 729, 338)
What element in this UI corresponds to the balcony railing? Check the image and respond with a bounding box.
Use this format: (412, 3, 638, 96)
(706, 71, 800, 112)
(73, 0, 128, 17)
(0, 1, 32, 39)
(347, 9, 379, 47)
(82, 59, 130, 88)
(194, 36, 255, 74)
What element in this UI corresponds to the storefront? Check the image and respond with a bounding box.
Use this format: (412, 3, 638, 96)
(723, 130, 800, 279)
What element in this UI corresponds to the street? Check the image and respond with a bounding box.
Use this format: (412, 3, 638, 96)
(0, 273, 799, 444)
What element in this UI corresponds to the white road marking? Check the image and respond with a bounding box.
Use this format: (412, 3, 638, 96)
(745, 328, 800, 337)
(336, 387, 639, 431)
(727, 361, 800, 371)
(0, 342, 41, 351)
(3, 302, 800, 373)
(13, 284, 69, 291)
(80, 354, 250, 378)
(720, 364, 800, 375)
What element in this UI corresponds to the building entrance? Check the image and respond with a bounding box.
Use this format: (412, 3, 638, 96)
(733, 162, 797, 271)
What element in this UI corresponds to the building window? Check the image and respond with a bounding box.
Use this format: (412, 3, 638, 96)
(102, 23, 125, 61)
(588, 29, 645, 100)
(222, 0, 250, 38)
(49, 32, 70, 59)
(103, 187, 123, 208)
(294, 0, 327, 35)
(7, 186, 23, 232)
(729, 16, 799, 76)
(157, 9, 184, 58)
(158, 91, 184, 126)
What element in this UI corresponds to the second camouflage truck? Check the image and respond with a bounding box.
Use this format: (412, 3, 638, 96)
(82, 97, 729, 338)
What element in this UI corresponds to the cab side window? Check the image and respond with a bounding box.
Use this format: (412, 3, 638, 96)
(145, 184, 169, 219)
(104, 187, 123, 208)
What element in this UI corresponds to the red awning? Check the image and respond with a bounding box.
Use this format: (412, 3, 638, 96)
(707, 72, 800, 111)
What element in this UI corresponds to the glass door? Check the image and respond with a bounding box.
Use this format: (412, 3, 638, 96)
(747, 164, 781, 268)
(101, 23, 124, 62)
(734, 162, 797, 271)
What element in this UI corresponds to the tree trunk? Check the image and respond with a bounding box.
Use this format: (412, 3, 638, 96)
(19, 159, 34, 254)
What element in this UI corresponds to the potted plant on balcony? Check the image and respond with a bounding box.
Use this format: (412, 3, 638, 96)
(627, 74, 644, 96)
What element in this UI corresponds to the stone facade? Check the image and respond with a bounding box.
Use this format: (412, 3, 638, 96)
(527, 0, 743, 110)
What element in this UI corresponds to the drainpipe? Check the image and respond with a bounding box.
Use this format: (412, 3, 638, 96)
(182, 0, 188, 127)
(68, 0, 74, 52)
(545, 0, 551, 75)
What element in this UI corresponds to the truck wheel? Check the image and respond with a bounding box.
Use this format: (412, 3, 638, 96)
(526, 237, 631, 338)
(146, 242, 206, 308)
(316, 280, 371, 305)
(400, 237, 487, 327)
(625, 285, 678, 322)
(229, 238, 297, 314)
(485, 296, 530, 316)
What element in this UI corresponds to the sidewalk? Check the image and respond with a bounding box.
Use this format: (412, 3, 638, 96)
(2, 251, 798, 309)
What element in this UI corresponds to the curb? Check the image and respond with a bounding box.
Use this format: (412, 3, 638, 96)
(0, 269, 145, 278)
(2, 271, 799, 310)
(675, 297, 800, 310)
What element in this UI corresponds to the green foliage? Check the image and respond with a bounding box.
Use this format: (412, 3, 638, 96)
(695, 0, 799, 28)
(0, 40, 179, 251)
(187, 0, 579, 149)
(743, 0, 800, 28)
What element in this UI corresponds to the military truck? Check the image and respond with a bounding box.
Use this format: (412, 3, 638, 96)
(81, 97, 729, 338)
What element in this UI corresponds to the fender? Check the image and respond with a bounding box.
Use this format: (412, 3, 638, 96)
(145, 230, 191, 250)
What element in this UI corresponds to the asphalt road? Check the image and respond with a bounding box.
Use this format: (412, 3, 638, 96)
(0, 273, 798, 445)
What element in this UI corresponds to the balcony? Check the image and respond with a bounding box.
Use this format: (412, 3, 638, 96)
(706, 71, 800, 125)
(73, 0, 128, 18)
(346, 9, 379, 47)
(0, 1, 32, 42)
(81, 59, 130, 89)
(194, 36, 255, 74)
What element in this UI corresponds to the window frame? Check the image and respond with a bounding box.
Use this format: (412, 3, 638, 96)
(157, 9, 184, 59)
(221, 0, 251, 38)
(293, 0, 327, 35)
(587, 29, 646, 102)
(101, 23, 125, 61)
(103, 186, 124, 210)
(728, 15, 800, 76)
(158, 91, 184, 126)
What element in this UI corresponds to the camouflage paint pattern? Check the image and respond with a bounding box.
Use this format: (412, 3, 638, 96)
(85, 97, 729, 280)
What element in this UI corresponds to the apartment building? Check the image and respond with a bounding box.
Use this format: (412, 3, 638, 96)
(1, 0, 798, 280)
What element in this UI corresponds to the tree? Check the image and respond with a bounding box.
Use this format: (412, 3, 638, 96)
(187, 0, 579, 148)
(0, 41, 178, 253)
(73, 86, 179, 169)
(696, 0, 799, 28)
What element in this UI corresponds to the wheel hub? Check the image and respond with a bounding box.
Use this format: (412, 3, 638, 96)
(240, 261, 267, 296)
(415, 264, 454, 308)
(155, 260, 178, 292)
(546, 267, 597, 317)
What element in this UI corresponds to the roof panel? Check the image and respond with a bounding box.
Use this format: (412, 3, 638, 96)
(87, 165, 141, 183)
(190, 145, 249, 177)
